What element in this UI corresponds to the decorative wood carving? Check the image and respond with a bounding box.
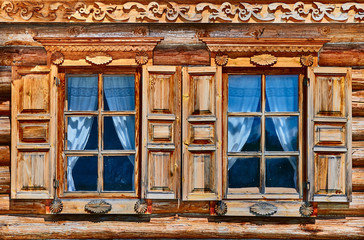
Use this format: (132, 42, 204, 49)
(299, 203, 314, 217)
(50, 51, 64, 66)
(84, 200, 112, 214)
(251, 54, 277, 66)
(300, 55, 314, 67)
(85, 52, 112, 66)
(133, 27, 148, 36)
(49, 199, 63, 214)
(249, 202, 278, 216)
(215, 53, 228, 66)
(68, 26, 86, 36)
(215, 201, 227, 216)
(135, 51, 149, 65)
(0, 2, 364, 23)
(134, 200, 148, 214)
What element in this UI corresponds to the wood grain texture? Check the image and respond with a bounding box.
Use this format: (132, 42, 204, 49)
(353, 118, 364, 141)
(353, 148, 364, 167)
(352, 69, 364, 91)
(352, 168, 364, 191)
(319, 44, 364, 67)
(0, 66, 11, 101)
(0, 166, 10, 194)
(0, 117, 10, 145)
(0, 46, 46, 66)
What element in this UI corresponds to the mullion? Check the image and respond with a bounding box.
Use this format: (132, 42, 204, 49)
(261, 74, 266, 194)
(98, 73, 103, 193)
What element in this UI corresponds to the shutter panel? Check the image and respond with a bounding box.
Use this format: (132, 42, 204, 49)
(11, 65, 57, 199)
(308, 67, 352, 202)
(142, 66, 181, 199)
(182, 66, 222, 201)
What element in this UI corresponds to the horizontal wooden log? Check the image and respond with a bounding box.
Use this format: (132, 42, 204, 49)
(0, 166, 10, 194)
(319, 44, 364, 67)
(0, 101, 10, 116)
(0, 146, 9, 166)
(0, 46, 46, 66)
(352, 118, 364, 141)
(353, 148, 364, 167)
(0, 66, 11, 101)
(0, 117, 10, 145)
(318, 192, 364, 216)
(353, 168, 364, 192)
(0, 215, 363, 239)
(352, 69, 364, 92)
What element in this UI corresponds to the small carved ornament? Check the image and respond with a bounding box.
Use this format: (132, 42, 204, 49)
(135, 51, 149, 65)
(215, 53, 229, 66)
(215, 201, 227, 216)
(85, 200, 112, 214)
(249, 202, 278, 216)
(134, 200, 148, 214)
(250, 54, 277, 66)
(300, 55, 314, 67)
(51, 52, 64, 66)
(299, 203, 314, 217)
(85, 53, 113, 66)
(50, 199, 63, 214)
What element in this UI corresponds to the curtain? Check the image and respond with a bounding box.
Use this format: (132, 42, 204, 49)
(228, 75, 261, 170)
(265, 75, 298, 183)
(67, 76, 98, 191)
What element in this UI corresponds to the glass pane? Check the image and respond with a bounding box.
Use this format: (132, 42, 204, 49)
(228, 157, 260, 188)
(67, 156, 98, 191)
(104, 156, 135, 191)
(103, 116, 135, 150)
(103, 75, 135, 111)
(67, 75, 98, 111)
(265, 116, 298, 151)
(67, 116, 98, 150)
(266, 157, 297, 189)
(228, 75, 261, 112)
(266, 75, 298, 112)
(228, 117, 261, 152)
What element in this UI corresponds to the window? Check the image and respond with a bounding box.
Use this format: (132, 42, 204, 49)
(58, 69, 140, 197)
(225, 71, 303, 199)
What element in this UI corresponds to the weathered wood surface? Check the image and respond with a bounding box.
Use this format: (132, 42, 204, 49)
(0, 117, 10, 145)
(0, 215, 363, 239)
(0, 166, 10, 194)
(0, 101, 10, 116)
(0, 66, 11, 101)
(352, 69, 364, 91)
(154, 44, 210, 65)
(319, 44, 364, 67)
(352, 91, 364, 117)
(352, 118, 364, 141)
(353, 148, 364, 167)
(0, 146, 9, 166)
(318, 193, 364, 216)
(353, 167, 364, 192)
(0, 46, 46, 66)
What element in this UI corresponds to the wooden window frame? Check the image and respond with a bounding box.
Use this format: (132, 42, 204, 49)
(57, 66, 141, 199)
(222, 67, 305, 200)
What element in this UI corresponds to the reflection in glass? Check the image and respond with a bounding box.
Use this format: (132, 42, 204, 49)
(228, 157, 260, 188)
(266, 75, 298, 112)
(103, 116, 135, 150)
(103, 75, 135, 111)
(67, 156, 98, 191)
(265, 117, 298, 151)
(67, 116, 98, 150)
(266, 157, 297, 189)
(228, 75, 261, 112)
(67, 75, 98, 111)
(228, 117, 261, 152)
(104, 156, 135, 191)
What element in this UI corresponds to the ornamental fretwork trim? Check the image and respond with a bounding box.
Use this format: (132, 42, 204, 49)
(1, 1, 364, 23)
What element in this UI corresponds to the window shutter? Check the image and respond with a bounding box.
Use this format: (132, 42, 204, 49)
(11, 65, 57, 199)
(142, 66, 181, 199)
(182, 67, 222, 201)
(307, 67, 352, 202)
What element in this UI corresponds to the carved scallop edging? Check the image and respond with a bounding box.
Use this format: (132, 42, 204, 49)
(135, 51, 149, 65)
(250, 54, 277, 66)
(85, 52, 113, 66)
(51, 51, 64, 66)
(215, 201, 227, 216)
(249, 202, 278, 216)
(299, 203, 314, 217)
(134, 200, 148, 214)
(300, 55, 314, 67)
(215, 53, 229, 66)
(50, 199, 63, 214)
(85, 200, 112, 214)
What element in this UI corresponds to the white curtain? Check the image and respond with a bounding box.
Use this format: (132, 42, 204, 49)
(228, 75, 261, 170)
(265, 75, 298, 182)
(67, 76, 98, 191)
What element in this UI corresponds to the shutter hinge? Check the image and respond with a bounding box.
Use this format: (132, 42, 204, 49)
(304, 77, 310, 87)
(305, 181, 310, 191)
(53, 179, 60, 189)
(54, 76, 60, 87)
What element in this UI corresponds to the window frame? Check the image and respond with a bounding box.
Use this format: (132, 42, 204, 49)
(222, 67, 305, 200)
(57, 66, 141, 199)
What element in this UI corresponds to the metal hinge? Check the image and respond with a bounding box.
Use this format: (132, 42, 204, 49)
(305, 181, 310, 191)
(53, 179, 59, 189)
(54, 76, 60, 87)
(304, 77, 310, 87)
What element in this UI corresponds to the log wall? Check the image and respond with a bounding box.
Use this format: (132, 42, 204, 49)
(0, 23, 364, 239)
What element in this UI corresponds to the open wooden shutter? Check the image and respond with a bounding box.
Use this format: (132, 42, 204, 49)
(11, 65, 57, 199)
(182, 67, 222, 201)
(308, 67, 352, 202)
(142, 66, 181, 199)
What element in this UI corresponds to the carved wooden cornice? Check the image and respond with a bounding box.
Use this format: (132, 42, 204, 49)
(0, 1, 364, 23)
(200, 38, 330, 53)
(34, 37, 163, 53)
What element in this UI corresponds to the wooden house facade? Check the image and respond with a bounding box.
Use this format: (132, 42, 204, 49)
(0, 0, 363, 238)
